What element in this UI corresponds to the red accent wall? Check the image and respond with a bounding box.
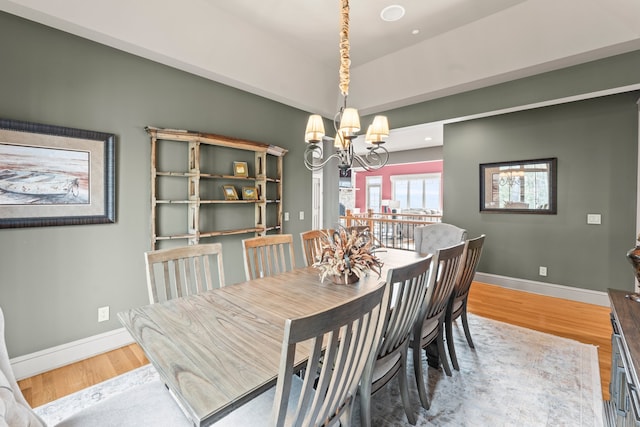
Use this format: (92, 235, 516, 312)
(354, 160, 443, 211)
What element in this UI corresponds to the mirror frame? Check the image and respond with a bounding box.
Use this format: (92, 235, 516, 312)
(479, 157, 557, 214)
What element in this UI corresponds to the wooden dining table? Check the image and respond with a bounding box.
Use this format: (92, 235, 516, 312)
(118, 248, 426, 426)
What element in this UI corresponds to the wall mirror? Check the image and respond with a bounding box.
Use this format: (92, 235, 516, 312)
(480, 158, 557, 214)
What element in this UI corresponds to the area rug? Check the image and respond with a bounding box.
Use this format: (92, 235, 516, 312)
(34, 314, 603, 426)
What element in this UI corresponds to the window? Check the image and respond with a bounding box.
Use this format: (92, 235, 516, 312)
(366, 176, 382, 212)
(391, 173, 442, 211)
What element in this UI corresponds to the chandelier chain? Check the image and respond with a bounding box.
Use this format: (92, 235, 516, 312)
(339, 0, 350, 97)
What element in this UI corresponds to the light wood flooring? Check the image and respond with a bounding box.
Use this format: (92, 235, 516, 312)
(467, 282, 611, 400)
(18, 281, 612, 408)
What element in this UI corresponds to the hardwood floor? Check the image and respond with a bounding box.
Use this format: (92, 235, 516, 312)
(18, 342, 149, 408)
(467, 282, 612, 400)
(18, 281, 612, 408)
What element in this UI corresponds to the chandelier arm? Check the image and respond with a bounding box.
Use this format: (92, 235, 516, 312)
(304, 144, 343, 171)
(352, 146, 390, 171)
(352, 154, 378, 172)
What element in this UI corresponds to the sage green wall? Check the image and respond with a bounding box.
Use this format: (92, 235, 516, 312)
(373, 51, 640, 294)
(443, 93, 639, 291)
(0, 12, 312, 357)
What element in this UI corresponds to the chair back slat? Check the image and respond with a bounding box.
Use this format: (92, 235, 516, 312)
(144, 243, 226, 304)
(242, 234, 296, 280)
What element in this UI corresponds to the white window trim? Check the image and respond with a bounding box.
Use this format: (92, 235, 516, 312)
(391, 172, 442, 211)
(365, 175, 382, 213)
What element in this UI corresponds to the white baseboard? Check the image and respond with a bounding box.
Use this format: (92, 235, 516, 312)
(10, 273, 609, 380)
(474, 272, 609, 307)
(10, 327, 134, 380)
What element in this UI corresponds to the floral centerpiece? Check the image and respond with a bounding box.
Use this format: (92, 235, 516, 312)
(313, 226, 383, 284)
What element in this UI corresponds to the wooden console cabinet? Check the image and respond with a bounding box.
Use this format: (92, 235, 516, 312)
(146, 127, 287, 249)
(606, 289, 640, 426)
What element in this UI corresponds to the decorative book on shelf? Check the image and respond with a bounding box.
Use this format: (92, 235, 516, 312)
(146, 126, 287, 249)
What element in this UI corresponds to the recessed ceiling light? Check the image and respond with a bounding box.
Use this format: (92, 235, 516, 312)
(380, 5, 405, 22)
(411, 29, 420, 35)
(425, 137, 433, 141)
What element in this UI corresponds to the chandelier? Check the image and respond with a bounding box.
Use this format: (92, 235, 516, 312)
(303, 0, 390, 172)
(499, 169, 525, 188)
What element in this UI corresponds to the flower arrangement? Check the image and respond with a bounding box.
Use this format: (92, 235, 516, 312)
(313, 226, 383, 284)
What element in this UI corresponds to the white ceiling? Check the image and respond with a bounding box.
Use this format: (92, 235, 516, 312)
(2, 0, 640, 151)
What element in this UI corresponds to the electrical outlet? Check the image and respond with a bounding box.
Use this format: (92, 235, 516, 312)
(284, 212, 289, 221)
(98, 306, 110, 322)
(299, 211, 304, 220)
(539, 266, 547, 277)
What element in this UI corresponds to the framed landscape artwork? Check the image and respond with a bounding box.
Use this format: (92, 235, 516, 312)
(242, 186, 258, 200)
(222, 185, 239, 200)
(0, 118, 115, 228)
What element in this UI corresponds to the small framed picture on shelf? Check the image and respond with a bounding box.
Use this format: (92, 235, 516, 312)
(242, 186, 258, 200)
(222, 185, 239, 200)
(233, 161, 249, 177)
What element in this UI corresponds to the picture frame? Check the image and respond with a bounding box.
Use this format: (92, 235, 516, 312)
(242, 186, 258, 200)
(222, 185, 239, 200)
(0, 118, 115, 228)
(233, 161, 248, 177)
(479, 158, 557, 214)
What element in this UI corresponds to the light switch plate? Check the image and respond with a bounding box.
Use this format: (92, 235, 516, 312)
(587, 214, 601, 225)
(98, 306, 109, 322)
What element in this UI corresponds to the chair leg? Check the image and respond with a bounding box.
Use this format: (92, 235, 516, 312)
(359, 371, 373, 427)
(399, 347, 417, 425)
(411, 341, 430, 410)
(461, 306, 475, 348)
(445, 313, 460, 371)
(436, 324, 452, 377)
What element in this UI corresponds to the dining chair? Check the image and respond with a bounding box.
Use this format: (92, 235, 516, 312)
(242, 234, 296, 280)
(300, 229, 333, 267)
(359, 255, 433, 427)
(413, 223, 467, 255)
(208, 280, 389, 426)
(410, 241, 465, 410)
(445, 234, 486, 371)
(144, 242, 226, 304)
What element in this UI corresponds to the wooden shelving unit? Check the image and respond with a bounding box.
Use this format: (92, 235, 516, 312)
(146, 126, 287, 249)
